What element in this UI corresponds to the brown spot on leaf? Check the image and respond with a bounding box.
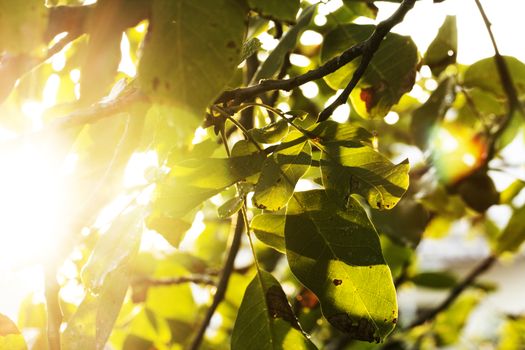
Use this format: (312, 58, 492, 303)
(266, 285, 301, 330)
(226, 40, 236, 49)
(152, 77, 160, 91)
(327, 314, 377, 342)
(333, 279, 342, 286)
(393, 318, 397, 324)
(360, 87, 376, 112)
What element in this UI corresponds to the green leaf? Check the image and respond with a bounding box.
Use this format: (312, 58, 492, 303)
(249, 119, 290, 144)
(320, 142, 409, 210)
(62, 266, 131, 350)
(80, 0, 126, 103)
(500, 180, 525, 204)
(411, 77, 456, 150)
(424, 16, 457, 76)
(0, 0, 48, 54)
(254, 132, 312, 211)
(231, 270, 316, 350)
(411, 272, 457, 289)
(308, 120, 373, 145)
(251, 214, 286, 253)
(321, 24, 418, 118)
(240, 37, 262, 63)
(150, 152, 266, 220)
(463, 56, 525, 98)
(496, 205, 525, 254)
(81, 206, 145, 293)
(342, 0, 377, 20)
(218, 196, 244, 218)
(285, 190, 398, 342)
(247, 0, 300, 23)
(252, 6, 315, 82)
(138, 0, 246, 116)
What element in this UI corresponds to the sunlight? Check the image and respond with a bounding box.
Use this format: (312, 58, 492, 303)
(0, 142, 64, 268)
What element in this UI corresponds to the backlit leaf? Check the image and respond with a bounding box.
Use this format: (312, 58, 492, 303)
(424, 16, 457, 76)
(253, 6, 315, 82)
(285, 190, 398, 342)
(320, 142, 409, 210)
(82, 206, 145, 293)
(0, 314, 26, 350)
(138, 0, 246, 116)
(411, 77, 456, 150)
(231, 270, 316, 350)
(247, 0, 300, 23)
(463, 56, 525, 98)
(496, 204, 525, 254)
(250, 119, 290, 144)
(254, 132, 312, 211)
(251, 214, 286, 253)
(0, 0, 48, 54)
(151, 152, 266, 220)
(218, 196, 244, 218)
(321, 24, 418, 118)
(62, 266, 131, 350)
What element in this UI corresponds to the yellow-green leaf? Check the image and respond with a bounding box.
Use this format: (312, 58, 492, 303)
(231, 270, 316, 350)
(285, 190, 398, 342)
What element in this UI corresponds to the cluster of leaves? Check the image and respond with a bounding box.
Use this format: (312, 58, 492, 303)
(0, 0, 525, 349)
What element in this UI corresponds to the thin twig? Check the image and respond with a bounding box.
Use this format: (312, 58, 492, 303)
(216, 0, 416, 117)
(189, 211, 245, 350)
(216, 44, 364, 104)
(45, 266, 62, 350)
(135, 276, 216, 287)
(406, 254, 496, 329)
(319, 0, 416, 121)
(474, 0, 525, 150)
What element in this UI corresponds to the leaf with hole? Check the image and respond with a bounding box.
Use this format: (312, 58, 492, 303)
(285, 190, 398, 342)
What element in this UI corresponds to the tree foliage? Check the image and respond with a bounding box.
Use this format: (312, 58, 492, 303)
(0, 0, 525, 349)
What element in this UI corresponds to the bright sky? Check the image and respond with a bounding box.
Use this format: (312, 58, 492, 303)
(376, 0, 525, 64)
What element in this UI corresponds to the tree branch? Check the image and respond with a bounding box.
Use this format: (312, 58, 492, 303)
(406, 254, 496, 329)
(318, 0, 416, 121)
(216, 44, 364, 105)
(135, 275, 216, 287)
(189, 213, 245, 350)
(216, 0, 416, 120)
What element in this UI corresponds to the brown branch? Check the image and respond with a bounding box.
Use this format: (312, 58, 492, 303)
(215, 43, 364, 104)
(189, 213, 245, 350)
(318, 0, 416, 121)
(406, 254, 496, 329)
(216, 0, 416, 119)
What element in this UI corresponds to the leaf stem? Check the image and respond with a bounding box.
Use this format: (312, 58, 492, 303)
(45, 266, 63, 350)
